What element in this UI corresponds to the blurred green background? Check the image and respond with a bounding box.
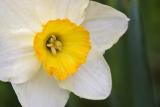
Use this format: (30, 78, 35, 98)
(0, 0, 160, 107)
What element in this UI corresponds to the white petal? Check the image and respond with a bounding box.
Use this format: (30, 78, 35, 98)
(12, 69, 70, 107)
(0, 29, 40, 83)
(83, 1, 129, 53)
(59, 50, 112, 100)
(0, 0, 42, 32)
(35, 0, 89, 24)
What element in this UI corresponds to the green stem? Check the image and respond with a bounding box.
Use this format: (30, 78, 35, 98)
(127, 0, 155, 107)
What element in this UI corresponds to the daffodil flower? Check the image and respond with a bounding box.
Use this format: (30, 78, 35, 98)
(0, 0, 129, 107)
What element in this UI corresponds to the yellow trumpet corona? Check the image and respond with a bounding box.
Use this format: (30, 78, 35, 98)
(34, 19, 91, 80)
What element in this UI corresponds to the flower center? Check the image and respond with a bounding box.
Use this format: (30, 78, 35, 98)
(34, 19, 91, 80)
(46, 35, 63, 55)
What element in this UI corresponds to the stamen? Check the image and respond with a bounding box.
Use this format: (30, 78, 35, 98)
(46, 44, 53, 47)
(55, 41, 63, 51)
(51, 47, 57, 54)
(50, 35, 56, 42)
(46, 35, 63, 55)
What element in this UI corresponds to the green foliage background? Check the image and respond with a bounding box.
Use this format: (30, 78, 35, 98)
(0, 0, 160, 107)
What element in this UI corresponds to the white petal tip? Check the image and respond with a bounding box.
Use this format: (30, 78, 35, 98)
(125, 16, 130, 22)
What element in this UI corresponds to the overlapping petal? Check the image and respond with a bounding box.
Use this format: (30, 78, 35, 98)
(83, 1, 129, 53)
(12, 69, 70, 107)
(35, 0, 89, 24)
(59, 49, 112, 100)
(0, 0, 42, 32)
(0, 29, 41, 83)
